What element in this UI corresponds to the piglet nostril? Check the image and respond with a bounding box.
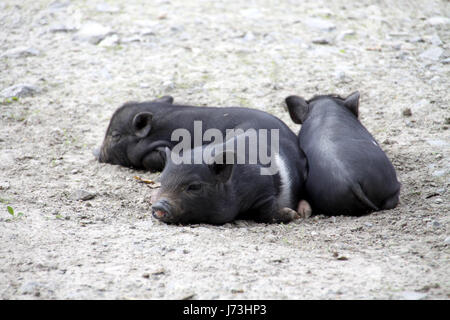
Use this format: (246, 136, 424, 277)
(152, 199, 171, 219)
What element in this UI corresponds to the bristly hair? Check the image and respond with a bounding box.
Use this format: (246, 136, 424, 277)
(307, 94, 346, 103)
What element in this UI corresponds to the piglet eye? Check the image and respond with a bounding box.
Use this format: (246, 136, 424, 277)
(111, 131, 121, 140)
(187, 183, 202, 192)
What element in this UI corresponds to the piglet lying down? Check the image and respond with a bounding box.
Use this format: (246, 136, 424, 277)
(151, 134, 311, 225)
(285, 91, 401, 216)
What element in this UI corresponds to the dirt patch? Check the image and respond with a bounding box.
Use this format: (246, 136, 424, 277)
(0, 0, 449, 299)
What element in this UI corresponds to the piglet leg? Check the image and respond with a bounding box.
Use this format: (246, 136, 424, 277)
(297, 200, 312, 218)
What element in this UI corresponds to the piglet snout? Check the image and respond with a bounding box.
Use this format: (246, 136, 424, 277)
(152, 199, 172, 220)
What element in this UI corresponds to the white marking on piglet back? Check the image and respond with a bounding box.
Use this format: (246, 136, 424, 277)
(274, 153, 292, 208)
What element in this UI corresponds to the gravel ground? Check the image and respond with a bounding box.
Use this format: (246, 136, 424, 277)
(0, 0, 449, 300)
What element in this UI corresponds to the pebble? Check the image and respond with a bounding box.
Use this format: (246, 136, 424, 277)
(334, 70, 352, 83)
(48, 1, 70, 10)
(99, 68, 112, 80)
(336, 29, 355, 41)
(426, 139, 448, 147)
(96, 3, 119, 13)
(444, 237, 450, 245)
(74, 22, 113, 45)
(303, 18, 336, 32)
(99, 34, 120, 47)
(419, 47, 443, 61)
(19, 281, 42, 296)
(1, 46, 40, 58)
(432, 170, 446, 177)
(408, 36, 424, 43)
(242, 31, 255, 42)
(430, 34, 443, 46)
(121, 36, 141, 43)
(71, 189, 96, 201)
(1, 84, 40, 98)
(426, 16, 450, 26)
(401, 291, 427, 300)
(312, 38, 331, 45)
(402, 108, 412, 117)
(141, 28, 156, 36)
(434, 197, 443, 203)
(0, 181, 10, 190)
(49, 23, 77, 33)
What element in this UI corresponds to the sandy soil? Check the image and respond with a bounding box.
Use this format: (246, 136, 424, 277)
(0, 0, 449, 300)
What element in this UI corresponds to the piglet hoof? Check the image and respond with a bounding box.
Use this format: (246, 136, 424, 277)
(278, 207, 299, 223)
(297, 200, 312, 219)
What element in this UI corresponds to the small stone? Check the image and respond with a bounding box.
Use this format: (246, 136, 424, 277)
(312, 38, 331, 45)
(99, 68, 112, 80)
(180, 293, 196, 300)
(430, 34, 443, 46)
(99, 34, 120, 47)
(432, 170, 446, 177)
(419, 47, 443, 61)
(402, 108, 412, 117)
(121, 36, 141, 43)
(409, 36, 424, 43)
(75, 22, 113, 45)
(96, 3, 119, 13)
(162, 80, 175, 92)
(434, 197, 443, 203)
(71, 189, 96, 201)
(441, 57, 450, 65)
(243, 32, 255, 41)
(335, 70, 352, 83)
(1, 47, 40, 58)
(426, 139, 448, 147)
(336, 30, 355, 41)
(19, 281, 42, 295)
(0, 181, 10, 190)
(49, 23, 77, 33)
(364, 222, 373, 227)
(444, 237, 450, 245)
(304, 18, 336, 32)
(401, 291, 427, 300)
(426, 16, 450, 26)
(140, 28, 155, 36)
(48, 1, 70, 10)
(1, 84, 40, 98)
(151, 268, 166, 276)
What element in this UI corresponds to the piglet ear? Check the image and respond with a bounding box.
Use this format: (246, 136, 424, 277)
(153, 96, 174, 104)
(209, 151, 235, 183)
(132, 112, 153, 138)
(285, 95, 309, 124)
(344, 91, 360, 117)
(164, 147, 171, 161)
